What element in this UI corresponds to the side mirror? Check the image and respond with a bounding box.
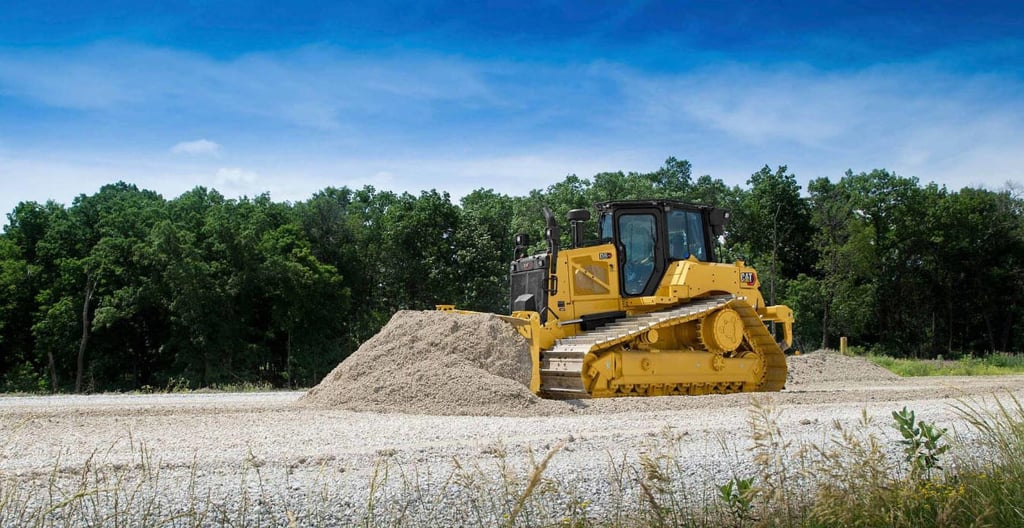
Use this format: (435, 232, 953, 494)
(567, 209, 591, 222)
(709, 208, 730, 237)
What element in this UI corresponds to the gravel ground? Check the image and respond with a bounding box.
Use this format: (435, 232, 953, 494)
(2, 359, 1024, 525)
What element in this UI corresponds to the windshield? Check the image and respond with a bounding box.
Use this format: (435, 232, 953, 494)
(667, 209, 707, 261)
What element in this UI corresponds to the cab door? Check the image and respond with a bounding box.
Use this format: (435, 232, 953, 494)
(614, 208, 666, 297)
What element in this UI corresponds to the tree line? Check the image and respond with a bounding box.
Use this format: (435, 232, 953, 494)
(1, 157, 1022, 392)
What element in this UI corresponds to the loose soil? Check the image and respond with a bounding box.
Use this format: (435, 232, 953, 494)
(298, 310, 564, 416)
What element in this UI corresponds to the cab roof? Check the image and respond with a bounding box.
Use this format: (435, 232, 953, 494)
(594, 199, 716, 213)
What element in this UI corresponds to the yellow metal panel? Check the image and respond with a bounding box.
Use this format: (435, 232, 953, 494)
(615, 350, 758, 384)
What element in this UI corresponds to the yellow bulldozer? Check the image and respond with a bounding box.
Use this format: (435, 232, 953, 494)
(441, 199, 794, 399)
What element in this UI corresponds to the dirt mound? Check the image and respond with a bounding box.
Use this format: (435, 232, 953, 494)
(786, 350, 901, 387)
(298, 310, 564, 416)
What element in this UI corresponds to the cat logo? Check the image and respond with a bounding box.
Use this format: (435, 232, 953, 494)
(740, 271, 756, 286)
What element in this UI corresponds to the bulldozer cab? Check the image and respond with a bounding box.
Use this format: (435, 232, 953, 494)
(511, 200, 731, 323)
(595, 200, 727, 297)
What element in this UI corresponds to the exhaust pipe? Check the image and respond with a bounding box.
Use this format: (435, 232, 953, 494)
(542, 207, 559, 294)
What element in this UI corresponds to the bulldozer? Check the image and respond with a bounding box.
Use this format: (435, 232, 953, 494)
(441, 199, 793, 399)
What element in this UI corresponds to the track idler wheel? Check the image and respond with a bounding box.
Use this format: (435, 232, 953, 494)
(699, 308, 744, 352)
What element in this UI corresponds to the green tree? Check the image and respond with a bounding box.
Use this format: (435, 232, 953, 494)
(378, 190, 461, 309)
(643, 156, 693, 198)
(151, 187, 234, 386)
(0, 201, 64, 390)
(842, 170, 935, 356)
(804, 177, 877, 349)
(31, 201, 90, 391)
(730, 165, 814, 305)
(295, 187, 368, 356)
(690, 174, 741, 210)
(257, 223, 348, 386)
(927, 187, 1024, 353)
(24, 183, 167, 392)
(0, 237, 44, 391)
(455, 189, 517, 313)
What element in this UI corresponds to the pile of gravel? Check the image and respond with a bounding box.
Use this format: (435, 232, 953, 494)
(298, 310, 565, 416)
(786, 350, 901, 386)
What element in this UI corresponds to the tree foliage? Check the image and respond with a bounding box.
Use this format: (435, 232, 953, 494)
(1, 157, 1022, 392)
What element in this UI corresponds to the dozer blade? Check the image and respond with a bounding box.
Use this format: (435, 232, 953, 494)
(496, 315, 532, 328)
(437, 305, 531, 327)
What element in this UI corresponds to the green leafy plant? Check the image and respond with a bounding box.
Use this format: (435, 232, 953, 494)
(892, 406, 949, 479)
(718, 476, 757, 524)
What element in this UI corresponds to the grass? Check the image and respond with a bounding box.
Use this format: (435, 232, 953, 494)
(869, 352, 1024, 377)
(4, 396, 1024, 527)
(140, 377, 280, 394)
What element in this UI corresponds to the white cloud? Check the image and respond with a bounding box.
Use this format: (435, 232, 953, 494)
(0, 153, 209, 225)
(0, 42, 496, 131)
(251, 150, 646, 203)
(171, 139, 221, 156)
(601, 60, 1024, 186)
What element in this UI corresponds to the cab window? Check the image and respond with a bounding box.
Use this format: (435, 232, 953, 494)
(686, 210, 707, 261)
(598, 213, 613, 243)
(667, 210, 707, 261)
(618, 214, 657, 295)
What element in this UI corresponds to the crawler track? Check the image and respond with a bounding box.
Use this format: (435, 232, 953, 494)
(539, 295, 787, 399)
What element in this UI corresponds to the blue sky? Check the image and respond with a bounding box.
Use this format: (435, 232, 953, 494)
(1, 1, 1022, 220)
